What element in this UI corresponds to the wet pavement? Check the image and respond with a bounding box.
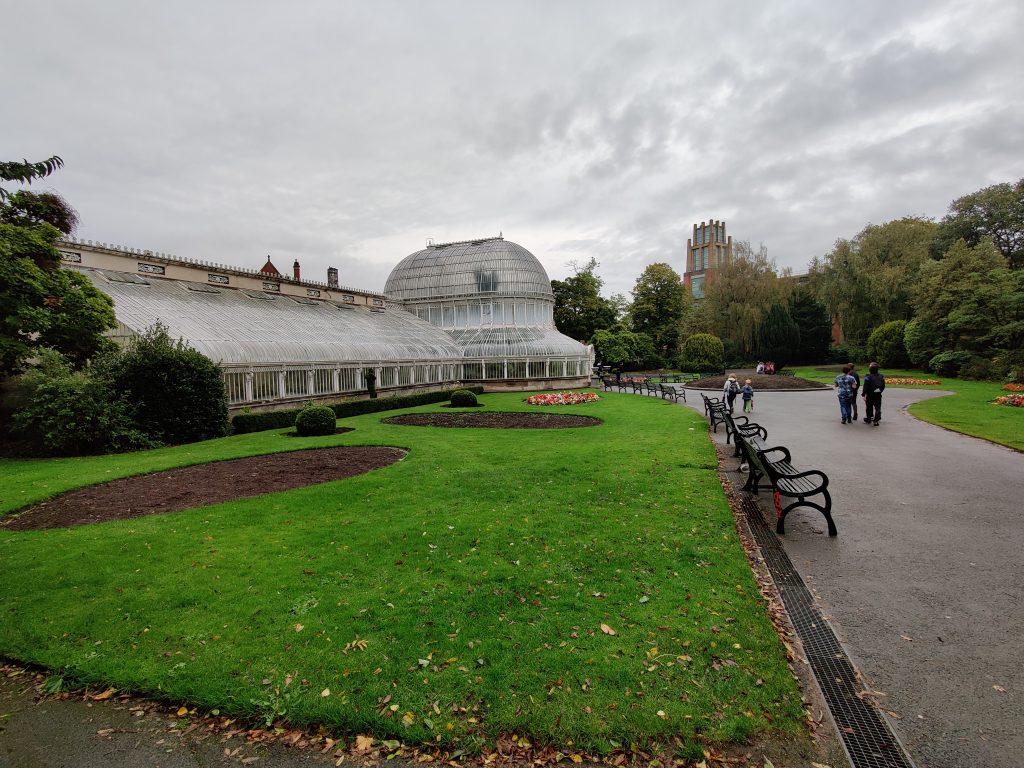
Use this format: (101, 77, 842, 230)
(686, 387, 1024, 768)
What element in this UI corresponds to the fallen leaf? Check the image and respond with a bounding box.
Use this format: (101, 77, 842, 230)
(176, 706, 188, 717)
(600, 623, 616, 636)
(91, 689, 115, 701)
(993, 685, 1007, 693)
(321, 688, 331, 697)
(354, 735, 374, 753)
(294, 623, 304, 632)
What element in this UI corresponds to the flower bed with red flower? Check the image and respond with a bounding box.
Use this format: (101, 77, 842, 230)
(525, 392, 600, 406)
(1002, 382, 1024, 392)
(994, 394, 1024, 408)
(887, 377, 942, 385)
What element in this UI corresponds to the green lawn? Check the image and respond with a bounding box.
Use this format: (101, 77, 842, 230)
(789, 366, 1024, 452)
(0, 392, 805, 754)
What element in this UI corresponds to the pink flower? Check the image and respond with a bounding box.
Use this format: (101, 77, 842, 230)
(525, 392, 600, 406)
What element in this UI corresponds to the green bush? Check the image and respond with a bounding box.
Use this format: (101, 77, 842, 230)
(9, 366, 155, 456)
(294, 405, 337, 436)
(680, 333, 724, 373)
(928, 350, 973, 377)
(94, 323, 228, 445)
(867, 320, 910, 367)
(449, 389, 479, 407)
(903, 318, 943, 369)
(959, 356, 995, 381)
(231, 386, 486, 434)
(827, 342, 864, 364)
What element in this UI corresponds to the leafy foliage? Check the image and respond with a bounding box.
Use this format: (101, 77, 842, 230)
(94, 323, 228, 445)
(903, 318, 943, 369)
(680, 333, 724, 372)
(590, 327, 655, 368)
(756, 302, 800, 367)
(629, 263, 687, 360)
(928, 350, 974, 377)
(810, 217, 936, 346)
(0, 155, 64, 200)
(932, 178, 1024, 269)
(8, 354, 153, 455)
(294, 405, 337, 436)
(449, 389, 479, 407)
(551, 258, 617, 342)
(866, 320, 910, 368)
(787, 289, 832, 364)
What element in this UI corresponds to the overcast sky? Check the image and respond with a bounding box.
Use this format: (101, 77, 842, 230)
(4, 0, 1023, 297)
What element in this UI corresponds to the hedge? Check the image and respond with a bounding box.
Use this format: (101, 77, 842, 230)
(231, 386, 486, 434)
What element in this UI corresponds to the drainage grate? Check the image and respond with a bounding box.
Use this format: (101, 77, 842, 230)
(740, 494, 917, 768)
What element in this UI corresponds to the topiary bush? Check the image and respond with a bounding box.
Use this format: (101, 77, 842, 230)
(928, 350, 973, 377)
(680, 333, 724, 373)
(449, 389, 479, 407)
(294, 405, 337, 436)
(867, 320, 910, 368)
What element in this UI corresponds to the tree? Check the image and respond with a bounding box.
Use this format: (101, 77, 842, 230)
(699, 241, 791, 357)
(756, 303, 800, 367)
(552, 258, 617, 341)
(787, 289, 832, 364)
(902, 318, 943, 369)
(810, 217, 936, 346)
(866, 320, 910, 368)
(680, 333, 724, 373)
(912, 239, 1024, 375)
(591, 328, 656, 370)
(629, 263, 688, 360)
(93, 323, 229, 444)
(0, 156, 115, 378)
(932, 178, 1024, 269)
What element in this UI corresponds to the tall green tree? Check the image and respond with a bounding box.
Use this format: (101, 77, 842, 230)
(551, 258, 617, 342)
(0, 156, 116, 378)
(698, 241, 791, 357)
(629, 262, 687, 359)
(591, 327, 656, 369)
(912, 240, 1023, 365)
(932, 178, 1024, 269)
(756, 303, 800, 367)
(787, 289, 832, 364)
(810, 217, 936, 346)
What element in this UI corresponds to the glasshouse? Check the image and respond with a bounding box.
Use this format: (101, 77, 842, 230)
(58, 236, 592, 410)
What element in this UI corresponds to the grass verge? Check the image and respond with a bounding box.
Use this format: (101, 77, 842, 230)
(788, 366, 1024, 452)
(0, 392, 805, 753)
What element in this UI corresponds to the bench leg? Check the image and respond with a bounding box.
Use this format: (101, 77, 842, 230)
(775, 489, 837, 537)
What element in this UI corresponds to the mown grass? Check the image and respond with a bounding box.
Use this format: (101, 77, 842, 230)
(789, 366, 1024, 452)
(0, 392, 805, 752)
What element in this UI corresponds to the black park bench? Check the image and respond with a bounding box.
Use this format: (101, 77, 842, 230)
(734, 431, 836, 537)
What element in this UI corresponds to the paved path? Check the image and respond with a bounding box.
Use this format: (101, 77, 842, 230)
(686, 387, 1024, 768)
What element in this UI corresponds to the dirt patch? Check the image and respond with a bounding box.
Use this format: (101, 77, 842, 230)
(1, 446, 407, 532)
(691, 372, 828, 391)
(384, 412, 601, 429)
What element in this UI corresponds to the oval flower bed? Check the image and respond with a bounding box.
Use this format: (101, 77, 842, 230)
(994, 394, 1024, 407)
(887, 377, 942, 386)
(1002, 382, 1024, 392)
(525, 391, 600, 406)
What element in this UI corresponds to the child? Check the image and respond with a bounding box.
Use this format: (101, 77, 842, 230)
(741, 379, 754, 412)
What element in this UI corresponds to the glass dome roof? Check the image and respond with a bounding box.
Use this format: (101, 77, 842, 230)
(384, 237, 554, 303)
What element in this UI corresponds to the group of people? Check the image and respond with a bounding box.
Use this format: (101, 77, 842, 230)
(723, 374, 754, 413)
(755, 361, 776, 375)
(833, 363, 886, 426)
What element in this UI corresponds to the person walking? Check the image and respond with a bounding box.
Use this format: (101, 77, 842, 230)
(741, 379, 754, 412)
(834, 365, 857, 423)
(723, 374, 741, 413)
(862, 362, 886, 425)
(847, 363, 861, 422)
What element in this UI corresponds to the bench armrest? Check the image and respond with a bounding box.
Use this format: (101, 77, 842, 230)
(758, 445, 792, 463)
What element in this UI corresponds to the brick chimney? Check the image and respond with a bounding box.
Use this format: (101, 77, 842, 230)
(327, 266, 339, 288)
(292, 259, 300, 281)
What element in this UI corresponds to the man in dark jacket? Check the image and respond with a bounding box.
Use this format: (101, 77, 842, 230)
(862, 362, 885, 426)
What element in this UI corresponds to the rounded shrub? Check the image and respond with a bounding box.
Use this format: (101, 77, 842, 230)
(867, 320, 910, 368)
(449, 389, 479, 407)
(903, 318, 943, 369)
(681, 333, 724, 373)
(294, 405, 337, 436)
(928, 350, 973, 377)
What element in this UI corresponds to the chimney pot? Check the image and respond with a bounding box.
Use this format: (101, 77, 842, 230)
(293, 260, 301, 281)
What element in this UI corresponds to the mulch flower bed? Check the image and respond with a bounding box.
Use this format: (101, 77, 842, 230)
(1, 446, 407, 532)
